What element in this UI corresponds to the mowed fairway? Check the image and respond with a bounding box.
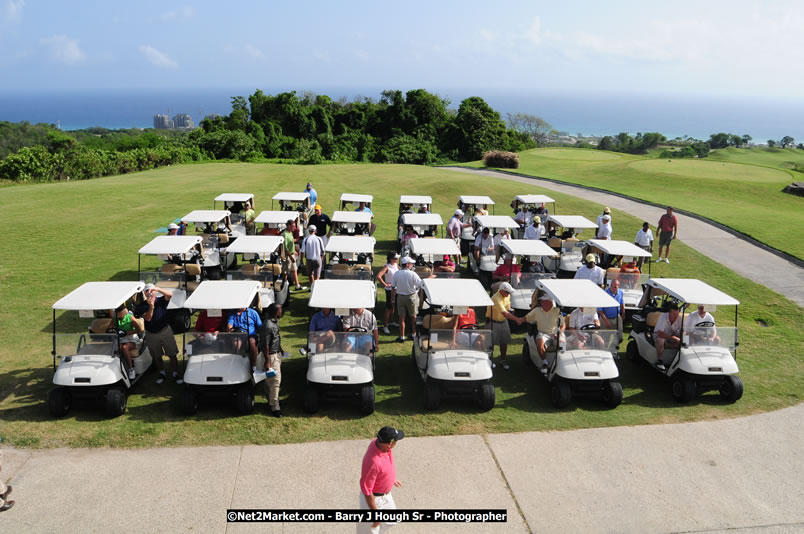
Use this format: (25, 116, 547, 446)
(468, 147, 804, 261)
(0, 163, 802, 449)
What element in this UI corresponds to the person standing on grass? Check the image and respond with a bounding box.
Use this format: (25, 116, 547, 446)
(135, 284, 182, 385)
(282, 219, 306, 292)
(447, 209, 470, 264)
(358, 426, 404, 534)
(304, 182, 317, 206)
(596, 207, 612, 228)
(301, 224, 325, 284)
(260, 303, 284, 418)
(656, 206, 679, 264)
(486, 282, 522, 370)
(308, 204, 332, 248)
(243, 200, 256, 235)
(376, 252, 400, 335)
(391, 257, 422, 342)
(634, 221, 654, 268)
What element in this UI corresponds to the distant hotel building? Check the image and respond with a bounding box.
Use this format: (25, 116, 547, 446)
(153, 114, 173, 129)
(153, 113, 195, 130)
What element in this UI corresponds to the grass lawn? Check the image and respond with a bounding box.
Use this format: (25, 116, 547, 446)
(465, 147, 804, 261)
(0, 163, 801, 449)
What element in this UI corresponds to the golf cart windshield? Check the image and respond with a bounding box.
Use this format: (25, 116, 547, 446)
(307, 331, 374, 355)
(565, 326, 620, 354)
(686, 326, 737, 352)
(139, 269, 187, 289)
(55, 332, 117, 359)
(186, 331, 250, 357)
(513, 271, 553, 289)
(607, 271, 649, 291)
(425, 328, 491, 352)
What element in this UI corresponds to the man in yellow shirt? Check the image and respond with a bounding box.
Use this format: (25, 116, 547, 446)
(525, 294, 566, 372)
(487, 282, 522, 370)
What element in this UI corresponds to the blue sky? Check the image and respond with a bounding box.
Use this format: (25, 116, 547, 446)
(1, 0, 803, 99)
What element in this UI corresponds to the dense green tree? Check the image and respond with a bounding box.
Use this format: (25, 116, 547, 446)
(709, 132, 730, 149)
(742, 134, 752, 146)
(449, 97, 509, 160)
(767, 139, 776, 147)
(780, 136, 795, 148)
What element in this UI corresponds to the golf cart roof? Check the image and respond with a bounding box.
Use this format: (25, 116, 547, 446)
(53, 281, 145, 311)
(182, 210, 231, 224)
(646, 278, 740, 306)
(545, 215, 597, 229)
(501, 239, 557, 257)
(182, 281, 261, 310)
(515, 194, 555, 204)
(399, 195, 432, 205)
(309, 280, 376, 308)
(340, 193, 373, 204)
(458, 195, 495, 205)
(272, 192, 309, 202)
(423, 279, 493, 307)
(474, 215, 519, 230)
(223, 236, 283, 254)
(332, 211, 373, 224)
(586, 239, 652, 257)
(536, 279, 621, 308)
(255, 211, 297, 224)
(402, 213, 443, 226)
(215, 193, 253, 203)
(138, 235, 203, 255)
(409, 238, 461, 256)
(325, 236, 376, 254)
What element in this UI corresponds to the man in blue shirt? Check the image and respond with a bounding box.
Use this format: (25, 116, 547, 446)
(305, 182, 317, 206)
(598, 279, 625, 343)
(309, 307, 341, 352)
(227, 307, 263, 370)
(355, 201, 376, 236)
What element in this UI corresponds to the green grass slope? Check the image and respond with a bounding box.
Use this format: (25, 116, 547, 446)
(0, 163, 801, 448)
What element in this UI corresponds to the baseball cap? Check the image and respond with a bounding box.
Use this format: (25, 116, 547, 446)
(585, 254, 596, 262)
(533, 216, 541, 224)
(377, 426, 405, 443)
(454, 209, 463, 216)
(401, 256, 415, 265)
(306, 182, 312, 188)
(314, 204, 322, 210)
(143, 283, 156, 292)
(499, 282, 515, 294)
(602, 215, 610, 221)
(308, 224, 317, 232)
(391, 252, 400, 259)
(167, 223, 179, 230)
(603, 207, 611, 214)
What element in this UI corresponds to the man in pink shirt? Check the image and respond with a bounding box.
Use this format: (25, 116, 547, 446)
(656, 206, 679, 264)
(359, 426, 404, 533)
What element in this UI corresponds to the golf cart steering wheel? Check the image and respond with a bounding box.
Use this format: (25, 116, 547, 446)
(460, 324, 478, 330)
(695, 321, 715, 327)
(580, 324, 598, 330)
(347, 327, 367, 332)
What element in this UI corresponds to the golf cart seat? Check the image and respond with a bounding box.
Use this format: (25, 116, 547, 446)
(262, 263, 282, 276)
(240, 263, 260, 275)
(415, 266, 432, 277)
(352, 264, 371, 274)
(216, 233, 229, 245)
(90, 318, 113, 334)
(548, 237, 562, 249)
(606, 267, 620, 277)
(160, 263, 183, 273)
(420, 314, 456, 351)
(647, 312, 662, 328)
(332, 263, 352, 273)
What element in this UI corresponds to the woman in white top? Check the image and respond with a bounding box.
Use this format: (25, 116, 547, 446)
(376, 252, 400, 334)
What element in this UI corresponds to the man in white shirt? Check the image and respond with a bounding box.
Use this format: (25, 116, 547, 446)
(493, 227, 511, 262)
(524, 216, 545, 240)
(596, 207, 612, 228)
(634, 221, 654, 268)
(574, 254, 605, 287)
(301, 225, 325, 283)
(391, 257, 423, 342)
(684, 304, 720, 345)
(473, 227, 495, 261)
(654, 303, 682, 371)
(514, 208, 533, 229)
(567, 307, 605, 350)
(596, 215, 612, 240)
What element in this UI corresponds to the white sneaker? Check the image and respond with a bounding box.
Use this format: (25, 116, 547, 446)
(382, 326, 391, 335)
(655, 258, 664, 263)
(172, 372, 184, 385)
(156, 372, 166, 385)
(664, 258, 670, 264)
(128, 367, 136, 380)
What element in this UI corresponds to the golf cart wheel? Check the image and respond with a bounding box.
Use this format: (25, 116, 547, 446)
(303, 384, 320, 413)
(522, 341, 533, 367)
(236, 383, 255, 414)
(719, 376, 744, 403)
(170, 310, 191, 334)
(48, 387, 71, 417)
(105, 387, 127, 417)
(424, 379, 441, 410)
(478, 383, 495, 411)
(550, 379, 572, 409)
(671, 376, 696, 403)
(626, 340, 639, 362)
(602, 381, 623, 408)
(360, 384, 375, 415)
(180, 386, 198, 415)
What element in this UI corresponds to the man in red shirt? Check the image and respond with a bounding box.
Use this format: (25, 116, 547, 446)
(492, 254, 521, 283)
(359, 426, 404, 533)
(656, 206, 679, 264)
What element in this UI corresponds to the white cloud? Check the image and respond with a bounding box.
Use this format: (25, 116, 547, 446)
(40, 35, 84, 65)
(139, 45, 177, 68)
(243, 43, 265, 59)
(523, 17, 541, 45)
(479, 29, 496, 42)
(160, 6, 193, 21)
(4, 0, 24, 23)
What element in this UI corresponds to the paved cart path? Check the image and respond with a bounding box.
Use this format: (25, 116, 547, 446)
(1, 403, 802, 533)
(439, 166, 804, 308)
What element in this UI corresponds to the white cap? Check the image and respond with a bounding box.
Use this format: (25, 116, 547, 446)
(401, 256, 415, 265)
(308, 224, 317, 232)
(143, 283, 156, 292)
(167, 223, 179, 230)
(499, 282, 515, 294)
(454, 209, 463, 216)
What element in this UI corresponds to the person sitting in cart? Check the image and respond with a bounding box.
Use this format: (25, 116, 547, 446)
(433, 255, 456, 273)
(524, 294, 566, 370)
(354, 202, 376, 236)
(524, 217, 545, 240)
(400, 225, 419, 246)
(567, 307, 606, 350)
(417, 204, 431, 214)
(514, 206, 533, 228)
(654, 302, 682, 372)
(618, 257, 641, 289)
(574, 254, 605, 287)
(533, 203, 549, 219)
(309, 307, 342, 352)
(260, 223, 280, 236)
(473, 227, 495, 263)
(113, 303, 145, 380)
(599, 279, 625, 343)
(493, 254, 521, 283)
(450, 307, 485, 350)
(521, 256, 545, 274)
(493, 227, 511, 263)
(192, 310, 226, 354)
(684, 304, 720, 346)
(342, 308, 378, 354)
(227, 306, 263, 372)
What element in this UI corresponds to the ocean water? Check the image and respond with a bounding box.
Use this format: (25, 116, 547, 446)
(1, 87, 802, 143)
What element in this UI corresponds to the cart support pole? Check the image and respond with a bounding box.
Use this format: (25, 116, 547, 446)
(52, 309, 57, 370)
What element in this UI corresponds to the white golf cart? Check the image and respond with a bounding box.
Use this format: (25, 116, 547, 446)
(626, 278, 743, 403)
(510, 194, 555, 238)
(304, 279, 378, 414)
(522, 279, 623, 408)
(331, 211, 374, 236)
(456, 195, 495, 256)
(401, 213, 443, 238)
(179, 280, 264, 415)
(49, 281, 153, 417)
(408, 238, 462, 278)
(181, 210, 239, 273)
(340, 193, 373, 211)
(585, 239, 652, 313)
(398, 195, 432, 238)
(214, 193, 254, 234)
(412, 278, 495, 410)
(272, 192, 312, 230)
(470, 215, 519, 284)
(497, 239, 558, 315)
(324, 236, 376, 279)
(542, 215, 598, 277)
(254, 210, 301, 237)
(223, 235, 289, 309)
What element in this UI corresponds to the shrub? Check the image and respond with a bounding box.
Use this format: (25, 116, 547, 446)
(482, 150, 519, 169)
